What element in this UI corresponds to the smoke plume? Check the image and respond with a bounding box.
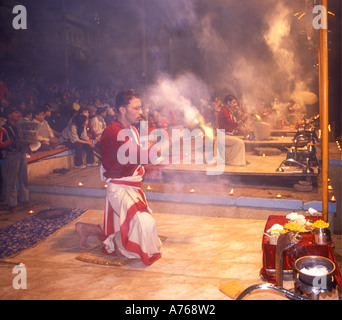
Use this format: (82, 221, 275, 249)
(146, 0, 316, 113)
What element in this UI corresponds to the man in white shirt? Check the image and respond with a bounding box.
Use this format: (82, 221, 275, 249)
(89, 107, 107, 158)
(33, 109, 59, 151)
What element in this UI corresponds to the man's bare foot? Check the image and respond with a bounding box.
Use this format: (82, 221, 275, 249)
(75, 222, 105, 250)
(75, 222, 92, 250)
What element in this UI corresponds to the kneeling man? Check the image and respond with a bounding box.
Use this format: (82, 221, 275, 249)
(76, 89, 162, 265)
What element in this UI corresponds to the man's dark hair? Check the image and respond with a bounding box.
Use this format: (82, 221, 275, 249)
(223, 94, 237, 104)
(96, 107, 106, 115)
(33, 108, 45, 118)
(115, 89, 139, 113)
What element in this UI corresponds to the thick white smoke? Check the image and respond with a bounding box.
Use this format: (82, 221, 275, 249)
(146, 72, 211, 122)
(145, 0, 317, 119)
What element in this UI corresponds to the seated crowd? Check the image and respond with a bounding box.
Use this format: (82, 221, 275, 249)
(0, 73, 222, 170)
(1, 71, 278, 169)
(0, 73, 122, 168)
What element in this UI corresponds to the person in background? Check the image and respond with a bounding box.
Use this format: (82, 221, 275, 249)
(104, 106, 115, 125)
(32, 108, 59, 151)
(0, 107, 29, 209)
(217, 94, 248, 166)
(59, 114, 98, 169)
(72, 98, 81, 112)
(89, 107, 107, 158)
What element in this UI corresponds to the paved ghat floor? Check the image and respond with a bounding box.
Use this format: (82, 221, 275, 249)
(0, 209, 340, 300)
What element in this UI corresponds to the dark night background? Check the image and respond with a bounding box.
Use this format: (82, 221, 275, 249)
(0, 0, 340, 137)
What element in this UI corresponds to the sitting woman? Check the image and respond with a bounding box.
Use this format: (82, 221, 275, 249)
(59, 114, 98, 168)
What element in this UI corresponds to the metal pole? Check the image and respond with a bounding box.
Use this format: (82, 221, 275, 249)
(320, 0, 329, 221)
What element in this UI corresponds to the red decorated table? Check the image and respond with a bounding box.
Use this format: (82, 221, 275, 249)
(260, 215, 342, 289)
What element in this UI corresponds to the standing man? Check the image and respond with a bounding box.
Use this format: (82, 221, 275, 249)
(217, 95, 248, 166)
(0, 107, 29, 209)
(76, 90, 162, 265)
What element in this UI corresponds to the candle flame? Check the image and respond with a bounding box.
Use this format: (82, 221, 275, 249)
(229, 188, 234, 195)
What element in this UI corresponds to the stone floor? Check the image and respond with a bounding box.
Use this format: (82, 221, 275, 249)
(0, 209, 341, 300)
(0, 140, 340, 301)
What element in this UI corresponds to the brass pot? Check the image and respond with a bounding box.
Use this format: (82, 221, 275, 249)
(312, 227, 331, 245)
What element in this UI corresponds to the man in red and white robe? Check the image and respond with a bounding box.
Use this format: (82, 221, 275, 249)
(76, 90, 161, 265)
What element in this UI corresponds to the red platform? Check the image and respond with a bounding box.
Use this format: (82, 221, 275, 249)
(260, 215, 342, 288)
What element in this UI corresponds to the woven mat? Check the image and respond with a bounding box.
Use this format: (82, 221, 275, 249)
(0, 207, 87, 260)
(76, 235, 167, 266)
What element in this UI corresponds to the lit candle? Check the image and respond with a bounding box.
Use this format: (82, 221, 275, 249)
(104, 184, 108, 188)
(147, 186, 152, 190)
(276, 194, 282, 198)
(262, 153, 266, 157)
(78, 182, 84, 187)
(328, 185, 333, 190)
(229, 188, 234, 195)
(330, 195, 336, 202)
(28, 210, 34, 214)
(190, 189, 195, 193)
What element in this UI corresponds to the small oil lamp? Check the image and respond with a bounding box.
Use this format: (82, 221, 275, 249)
(78, 182, 84, 187)
(229, 189, 234, 196)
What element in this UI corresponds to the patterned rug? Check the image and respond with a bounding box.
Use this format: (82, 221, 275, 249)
(0, 207, 87, 260)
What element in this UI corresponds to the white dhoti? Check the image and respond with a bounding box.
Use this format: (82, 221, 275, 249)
(253, 121, 271, 140)
(216, 134, 246, 166)
(100, 167, 162, 265)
